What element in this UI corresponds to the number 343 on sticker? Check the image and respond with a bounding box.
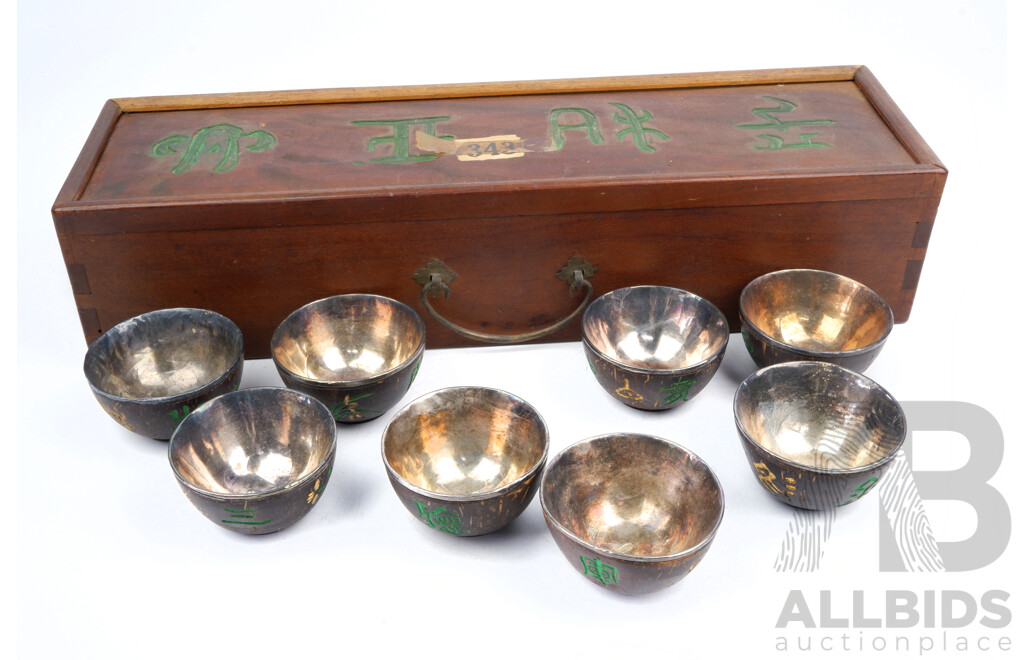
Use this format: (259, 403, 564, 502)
(457, 138, 524, 160)
(414, 130, 527, 162)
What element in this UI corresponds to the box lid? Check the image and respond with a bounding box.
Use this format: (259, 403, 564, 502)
(53, 66, 947, 354)
(54, 66, 945, 236)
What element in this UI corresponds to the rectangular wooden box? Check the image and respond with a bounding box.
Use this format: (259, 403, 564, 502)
(53, 66, 945, 357)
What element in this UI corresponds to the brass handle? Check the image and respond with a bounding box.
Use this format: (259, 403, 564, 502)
(413, 257, 597, 344)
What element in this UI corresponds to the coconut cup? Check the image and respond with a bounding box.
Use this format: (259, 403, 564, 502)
(169, 387, 337, 534)
(733, 361, 906, 509)
(382, 387, 548, 537)
(739, 269, 893, 373)
(582, 286, 729, 411)
(272, 294, 425, 423)
(541, 433, 724, 594)
(84, 308, 244, 440)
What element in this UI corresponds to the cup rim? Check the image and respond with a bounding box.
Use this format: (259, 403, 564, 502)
(732, 361, 907, 475)
(168, 387, 338, 500)
(582, 285, 730, 375)
(540, 433, 725, 563)
(83, 308, 244, 405)
(380, 386, 550, 503)
(271, 293, 426, 388)
(739, 269, 894, 359)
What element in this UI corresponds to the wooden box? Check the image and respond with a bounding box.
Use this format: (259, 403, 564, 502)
(53, 66, 945, 357)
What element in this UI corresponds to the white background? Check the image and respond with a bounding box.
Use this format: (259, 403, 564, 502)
(13, 1, 1020, 658)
